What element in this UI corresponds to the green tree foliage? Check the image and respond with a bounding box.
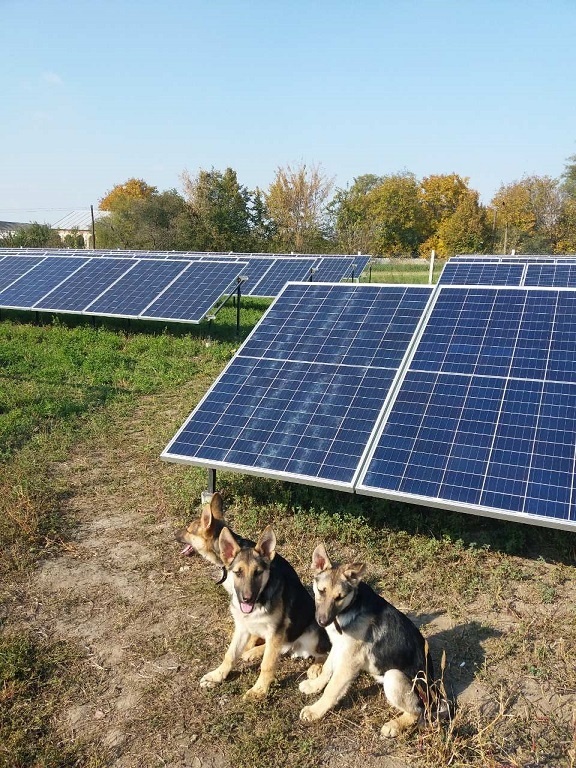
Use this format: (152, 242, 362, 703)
(331, 175, 385, 254)
(95, 190, 191, 250)
(4, 222, 62, 248)
(365, 172, 427, 257)
(181, 167, 255, 252)
(265, 163, 334, 252)
(99, 178, 158, 211)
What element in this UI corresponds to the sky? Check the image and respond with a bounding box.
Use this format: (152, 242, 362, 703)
(1, 0, 576, 225)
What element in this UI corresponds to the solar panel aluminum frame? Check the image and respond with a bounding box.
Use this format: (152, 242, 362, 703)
(161, 282, 436, 491)
(355, 284, 576, 533)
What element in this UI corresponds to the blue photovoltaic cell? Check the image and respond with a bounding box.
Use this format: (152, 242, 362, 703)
(85, 259, 188, 316)
(357, 286, 576, 528)
(438, 260, 524, 286)
(0, 256, 46, 292)
(34, 258, 134, 312)
(141, 261, 245, 322)
(162, 283, 433, 488)
(313, 256, 368, 282)
(238, 259, 278, 296)
(0, 257, 88, 308)
(249, 259, 317, 296)
(524, 263, 576, 287)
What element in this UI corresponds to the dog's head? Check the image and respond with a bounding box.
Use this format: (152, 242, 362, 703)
(311, 543, 365, 629)
(219, 525, 276, 615)
(175, 491, 226, 565)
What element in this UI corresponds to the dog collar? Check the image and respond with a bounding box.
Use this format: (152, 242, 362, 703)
(213, 566, 227, 585)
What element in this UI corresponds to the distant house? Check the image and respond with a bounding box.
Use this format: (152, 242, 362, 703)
(52, 209, 109, 248)
(0, 220, 28, 239)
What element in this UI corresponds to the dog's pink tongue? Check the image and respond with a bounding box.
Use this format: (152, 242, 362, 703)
(240, 601, 254, 614)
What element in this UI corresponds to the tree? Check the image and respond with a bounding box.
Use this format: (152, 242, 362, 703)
(419, 174, 473, 233)
(95, 189, 191, 250)
(561, 154, 576, 199)
(433, 191, 490, 256)
(181, 167, 254, 251)
(331, 174, 386, 254)
(5, 222, 62, 248)
(99, 178, 158, 211)
(490, 176, 563, 254)
(364, 172, 427, 256)
(265, 163, 334, 252)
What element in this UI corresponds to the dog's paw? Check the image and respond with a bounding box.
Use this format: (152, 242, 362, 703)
(380, 719, 401, 738)
(306, 663, 323, 680)
(299, 678, 322, 696)
(199, 669, 225, 688)
(299, 705, 322, 722)
(242, 683, 268, 701)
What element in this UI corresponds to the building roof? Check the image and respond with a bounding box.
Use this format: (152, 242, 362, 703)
(52, 209, 109, 231)
(0, 220, 28, 233)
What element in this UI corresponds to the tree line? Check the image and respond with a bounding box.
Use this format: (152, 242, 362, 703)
(6, 156, 576, 256)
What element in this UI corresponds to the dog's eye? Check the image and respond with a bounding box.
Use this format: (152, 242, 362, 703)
(317, 588, 325, 595)
(233, 568, 243, 576)
(253, 569, 263, 577)
(335, 595, 344, 602)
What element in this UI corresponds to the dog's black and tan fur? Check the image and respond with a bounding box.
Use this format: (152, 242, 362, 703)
(200, 524, 330, 699)
(299, 543, 433, 737)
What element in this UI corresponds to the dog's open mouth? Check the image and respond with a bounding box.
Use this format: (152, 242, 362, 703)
(240, 601, 256, 614)
(180, 544, 195, 556)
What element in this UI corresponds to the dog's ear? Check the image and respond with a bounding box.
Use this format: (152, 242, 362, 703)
(219, 526, 240, 566)
(255, 525, 276, 561)
(200, 504, 214, 532)
(342, 562, 366, 586)
(210, 492, 225, 520)
(312, 543, 332, 574)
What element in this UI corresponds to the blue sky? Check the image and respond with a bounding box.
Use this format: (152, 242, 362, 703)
(1, 0, 575, 225)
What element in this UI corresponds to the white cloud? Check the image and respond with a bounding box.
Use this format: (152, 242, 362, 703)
(41, 71, 63, 86)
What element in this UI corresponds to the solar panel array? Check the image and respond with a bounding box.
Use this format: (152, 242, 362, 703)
(163, 278, 576, 531)
(0, 254, 246, 324)
(0, 248, 370, 298)
(162, 284, 433, 489)
(439, 256, 576, 287)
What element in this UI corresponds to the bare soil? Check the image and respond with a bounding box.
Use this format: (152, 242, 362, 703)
(3, 389, 576, 767)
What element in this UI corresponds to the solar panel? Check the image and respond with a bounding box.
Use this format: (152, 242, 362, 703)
(248, 258, 318, 297)
(84, 259, 189, 317)
(162, 283, 433, 489)
(356, 286, 576, 531)
(312, 256, 369, 282)
(33, 258, 134, 313)
(140, 261, 246, 323)
(0, 256, 46, 292)
(524, 263, 576, 287)
(438, 260, 525, 286)
(0, 256, 88, 309)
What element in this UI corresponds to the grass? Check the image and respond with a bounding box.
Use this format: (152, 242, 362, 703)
(1, 262, 575, 767)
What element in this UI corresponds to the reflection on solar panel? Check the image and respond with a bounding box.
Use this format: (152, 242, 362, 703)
(0, 257, 88, 308)
(162, 283, 433, 489)
(357, 286, 576, 530)
(313, 256, 370, 282)
(140, 261, 247, 322)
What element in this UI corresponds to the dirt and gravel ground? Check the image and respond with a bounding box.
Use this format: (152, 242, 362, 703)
(3, 388, 575, 767)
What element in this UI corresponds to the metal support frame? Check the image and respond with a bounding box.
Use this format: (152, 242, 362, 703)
(206, 468, 217, 494)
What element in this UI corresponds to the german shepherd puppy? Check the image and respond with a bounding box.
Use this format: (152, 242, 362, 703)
(200, 525, 330, 699)
(299, 543, 434, 737)
(176, 491, 265, 660)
